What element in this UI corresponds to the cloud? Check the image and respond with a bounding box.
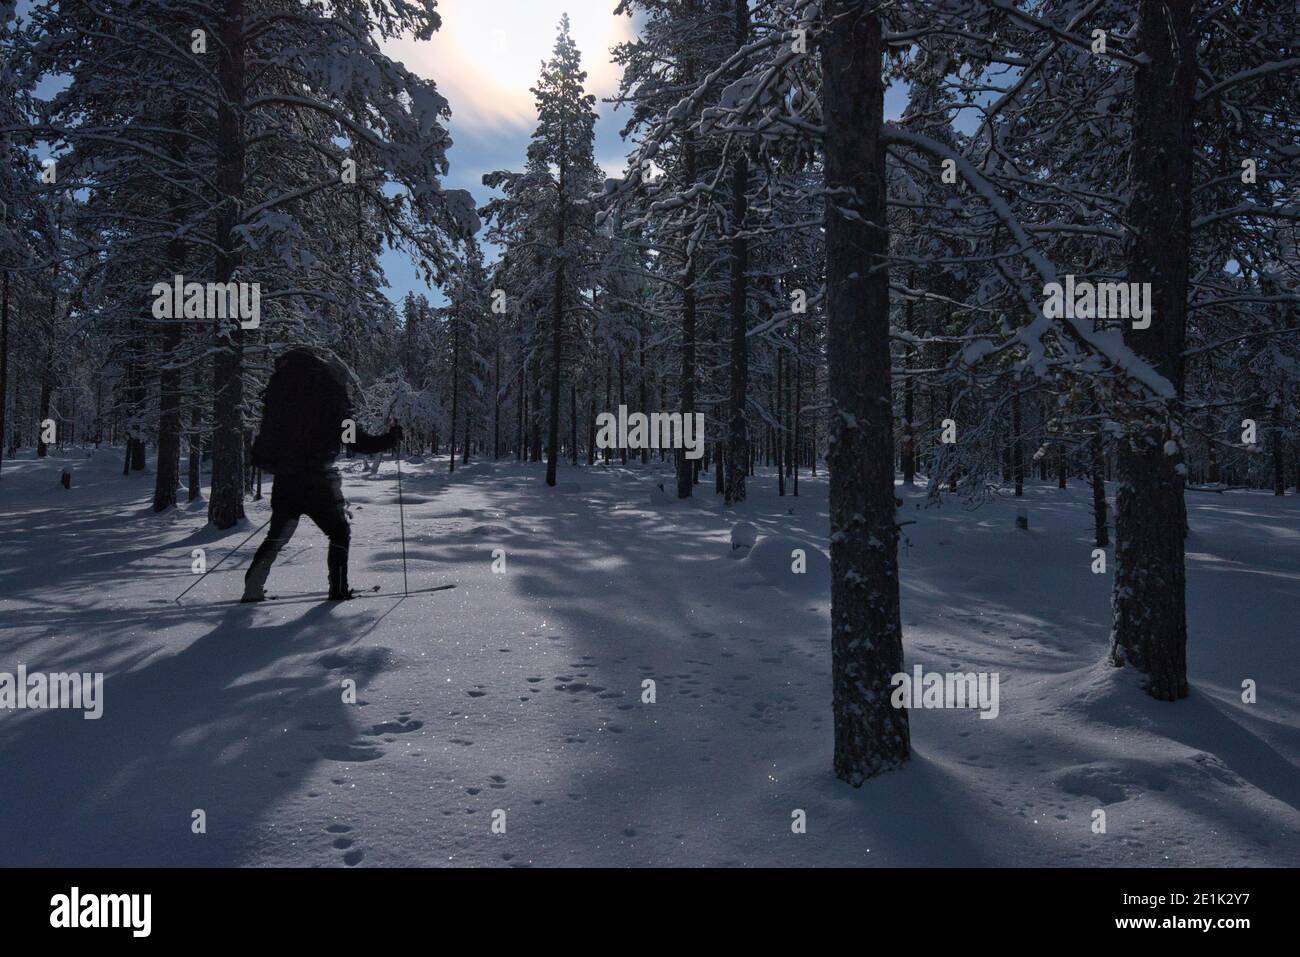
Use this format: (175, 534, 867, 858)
(385, 0, 635, 133)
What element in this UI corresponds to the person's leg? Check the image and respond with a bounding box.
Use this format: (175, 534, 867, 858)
(243, 512, 300, 600)
(304, 472, 353, 598)
(242, 475, 304, 601)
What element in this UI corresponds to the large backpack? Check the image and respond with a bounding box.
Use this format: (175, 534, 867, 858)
(251, 348, 350, 474)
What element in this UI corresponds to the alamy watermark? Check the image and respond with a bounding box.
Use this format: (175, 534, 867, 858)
(152, 274, 260, 328)
(891, 665, 1000, 719)
(595, 405, 705, 460)
(50, 887, 150, 937)
(1043, 275, 1151, 330)
(0, 666, 104, 719)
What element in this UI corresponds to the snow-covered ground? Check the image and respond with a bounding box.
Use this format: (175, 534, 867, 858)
(2, 447, 1297, 867)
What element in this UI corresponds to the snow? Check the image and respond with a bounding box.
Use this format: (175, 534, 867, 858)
(730, 521, 759, 552)
(2, 448, 1298, 866)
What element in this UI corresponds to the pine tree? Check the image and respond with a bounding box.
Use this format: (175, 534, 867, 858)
(823, 0, 909, 782)
(483, 15, 599, 487)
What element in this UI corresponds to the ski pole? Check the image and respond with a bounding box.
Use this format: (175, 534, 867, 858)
(396, 451, 409, 597)
(173, 516, 271, 604)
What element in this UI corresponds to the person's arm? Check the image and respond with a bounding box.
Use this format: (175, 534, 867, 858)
(350, 424, 400, 455)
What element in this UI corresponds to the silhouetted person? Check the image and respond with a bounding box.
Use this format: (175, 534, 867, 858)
(244, 347, 399, 601)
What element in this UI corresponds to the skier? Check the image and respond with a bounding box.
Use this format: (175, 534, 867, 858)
(243, 346, 401, 602)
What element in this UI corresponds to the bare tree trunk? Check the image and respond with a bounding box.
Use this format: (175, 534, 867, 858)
(793, 317, 802, 496)
(618, 351, 628, 466)
(187, 368, 203, 501)
(1109, 0, 1195, 701)
(0, 270, 9, 479)
(776, 348, 785, 495)
(637, 341, 647, 464)
(153, 106, 187, 511)
(603, 356, 611, 464)
(531, 366, 542, 462)
(570, 380, 578, 467)
(676, 120, 697, 498)
(1272, 395, 1285, 496)
(1091, 428, 1108, 548)
(37, 259, 57, 459)
(450, 312, 460, 474)
(547, 133, 566, 488)
(493, 344, 501, 460)
(1013, 391, 1024, 496)
(902, 373, 915, 485)
(206, 0, 248, 530)
(725, 0, 751, 507)
(516, 358, 524, 462)
(824, 0, 908, 784)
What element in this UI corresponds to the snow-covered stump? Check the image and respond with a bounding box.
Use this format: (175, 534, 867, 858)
(730, 521, 758, 555)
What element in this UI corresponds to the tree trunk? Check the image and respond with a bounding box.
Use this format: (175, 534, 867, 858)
(187, 369, 203, 501)
(153, 108, 187, 512)
(823, 0, 908, 784)
(603, 356, 611, 464)
(725, 0, 751, 507)
(547, 136, 566, 488)
(206, 0, 248, 530)
(531, 367, 542, 462)
(37, 261, 57, 459)
(517, 358, 525, 462)
(618, 351, 628, 466)
(450, 313, 460, 473)
(776, 348, 785, 495)
(902, 373, 915, 485)
(0, 270, 8, 479)
(1091, 428, 1108, 548)
(793, 317, 801, 496)
(570, 380, 578, 467)
(1271, 395, 1284, 496)
(1012, 391, 1024, 496)
(1109, 0, 1195, 701)
(676, 127, 697, 498)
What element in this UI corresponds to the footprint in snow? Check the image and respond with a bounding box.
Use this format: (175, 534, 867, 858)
(318, 743, 384, 762)
(365, 717, 423, 735)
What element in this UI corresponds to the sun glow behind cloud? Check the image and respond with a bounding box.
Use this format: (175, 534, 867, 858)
(385, 0, 636, 135)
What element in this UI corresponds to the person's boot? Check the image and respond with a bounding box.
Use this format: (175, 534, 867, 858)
(241, 570, 268, 603)
(327, 565, 354, 601)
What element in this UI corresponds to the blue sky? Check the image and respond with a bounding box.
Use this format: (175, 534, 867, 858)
(382, 1, 912, 306)
(379, 0, 640, 305)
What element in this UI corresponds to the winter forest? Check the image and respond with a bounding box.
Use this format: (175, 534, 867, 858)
(1, 0, 1298, 870)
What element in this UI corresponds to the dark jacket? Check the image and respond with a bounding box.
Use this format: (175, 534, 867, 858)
(251, 347, 394, 475)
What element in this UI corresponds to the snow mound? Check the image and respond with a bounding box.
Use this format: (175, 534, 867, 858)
(742, 535, 831, 592)
(730, 521, 759, 553)
(466, 524, 511, 537)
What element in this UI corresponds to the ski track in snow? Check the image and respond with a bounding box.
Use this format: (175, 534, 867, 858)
(1, 448, 1298, 867)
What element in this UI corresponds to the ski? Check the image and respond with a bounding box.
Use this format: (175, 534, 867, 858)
(175, 583, 455, 609)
